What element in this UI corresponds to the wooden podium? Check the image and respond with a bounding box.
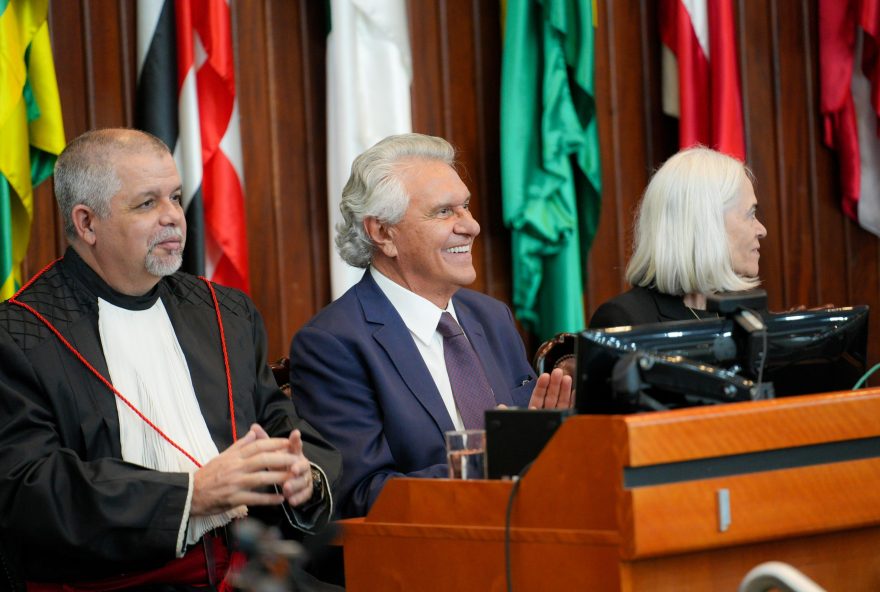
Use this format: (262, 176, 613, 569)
(340, 390, 880, 591)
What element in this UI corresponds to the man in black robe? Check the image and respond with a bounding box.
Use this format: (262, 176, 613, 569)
(0, 128, 341, 588)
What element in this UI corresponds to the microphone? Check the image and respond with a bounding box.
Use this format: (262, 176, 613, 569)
(229, 518, 307, 592)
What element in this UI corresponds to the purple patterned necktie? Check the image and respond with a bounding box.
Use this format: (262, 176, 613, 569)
(437, 312, 497, 429)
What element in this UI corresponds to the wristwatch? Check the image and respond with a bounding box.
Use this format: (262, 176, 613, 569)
(309, 467, 325, 505)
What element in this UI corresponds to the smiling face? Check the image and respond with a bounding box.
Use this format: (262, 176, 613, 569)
(724, 178, 766, 278)
(84, 149, 186, 295)
(369, 158, 480, 307)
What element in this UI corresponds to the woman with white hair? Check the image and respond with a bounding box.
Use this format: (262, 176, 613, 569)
(590, 146, 767, 328)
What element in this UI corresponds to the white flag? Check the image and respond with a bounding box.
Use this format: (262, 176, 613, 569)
(327, 0, 413, 298)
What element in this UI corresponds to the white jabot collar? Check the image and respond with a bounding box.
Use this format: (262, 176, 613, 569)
(98, 297, 245, 548)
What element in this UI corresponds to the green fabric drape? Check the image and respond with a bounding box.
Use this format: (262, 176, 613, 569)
(501, 0, 601, 339)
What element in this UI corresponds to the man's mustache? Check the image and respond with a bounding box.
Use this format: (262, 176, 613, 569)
(148, 227, 185, 251)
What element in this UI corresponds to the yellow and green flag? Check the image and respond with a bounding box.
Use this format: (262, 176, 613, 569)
(0, 0, 64, 300)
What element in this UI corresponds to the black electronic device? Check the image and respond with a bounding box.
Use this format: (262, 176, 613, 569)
(706, 288, 769, 315)
(485, 408, 572, 479)
(575, 305, 869, 414)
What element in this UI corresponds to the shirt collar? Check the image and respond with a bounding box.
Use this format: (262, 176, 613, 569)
(370, 267, 458, 345)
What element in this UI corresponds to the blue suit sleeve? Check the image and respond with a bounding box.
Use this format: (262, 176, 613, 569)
(290, 327, 446, 518)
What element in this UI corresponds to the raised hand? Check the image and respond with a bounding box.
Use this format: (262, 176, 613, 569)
(527, 367, 573, 410)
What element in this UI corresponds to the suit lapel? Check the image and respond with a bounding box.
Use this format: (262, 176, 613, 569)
(357, 273, 456, 434)
(454, 296, 514, 407)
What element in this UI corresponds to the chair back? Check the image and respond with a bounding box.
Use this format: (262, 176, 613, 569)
(532, 332, 577, 377)
(269, 357, 292, 398)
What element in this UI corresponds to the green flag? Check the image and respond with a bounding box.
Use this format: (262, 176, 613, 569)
(0, 0, 65, 300)
(500, 0, 601, 340)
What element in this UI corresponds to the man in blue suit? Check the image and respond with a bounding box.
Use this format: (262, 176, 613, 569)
(290, 133, 572, 518)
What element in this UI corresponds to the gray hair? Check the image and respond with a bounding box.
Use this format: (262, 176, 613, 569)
(335, 133, 456, 268)
(625, 146, 760, 295)
(54, 128, 171, 240)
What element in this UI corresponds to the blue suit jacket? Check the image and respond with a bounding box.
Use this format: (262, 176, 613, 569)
(290, 271, 537, 518)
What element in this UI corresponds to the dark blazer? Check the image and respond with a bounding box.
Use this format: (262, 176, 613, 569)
(290, 270, 537, 518)
(589, 286, 709, 328)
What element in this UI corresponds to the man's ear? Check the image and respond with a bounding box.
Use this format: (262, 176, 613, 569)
(71, 204, 99, 246)
(363, 217, 397, 258)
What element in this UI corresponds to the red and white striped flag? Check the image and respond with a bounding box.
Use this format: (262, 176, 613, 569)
(136, 0, 250, 292)
(659, 0, 745, 160)
(820, 0, 880, 235)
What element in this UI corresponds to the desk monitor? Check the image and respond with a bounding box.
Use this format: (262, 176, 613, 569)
(485, 408, 571, 479)
(575, 306, 869, 414)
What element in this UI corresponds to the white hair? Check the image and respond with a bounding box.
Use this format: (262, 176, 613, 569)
(335, 133, 456, 268)
(625, 146, 760, 295)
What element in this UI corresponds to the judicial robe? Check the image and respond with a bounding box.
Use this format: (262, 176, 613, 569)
(0, 248, 341, 583)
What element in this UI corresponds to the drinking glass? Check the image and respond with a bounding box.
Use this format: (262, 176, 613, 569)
(445, 429, 486, 480)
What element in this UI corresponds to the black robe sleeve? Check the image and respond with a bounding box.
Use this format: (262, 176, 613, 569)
(0, 269, 341, 583)
(237, 302, 342, 532)
(0, 323, 191, 581)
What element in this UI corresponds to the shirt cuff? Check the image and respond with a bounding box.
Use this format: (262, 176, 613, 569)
(277, 462, 333, 533)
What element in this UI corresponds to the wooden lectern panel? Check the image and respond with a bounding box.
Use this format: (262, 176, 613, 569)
(342, 389, 880, 590)
(622, 526, 880, 591)
(625, 456, 880, 557)
(621, 389, 880, 465)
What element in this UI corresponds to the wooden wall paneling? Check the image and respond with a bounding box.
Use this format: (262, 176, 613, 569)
(639, 1, 678, 176)
(298, 0, 331, 318)
(845, 226, 880, 367)
(409, 1, 446, 138)
(433, 1, 487, 295)
(587, 0, 624, 317)
(587, 0, 654, 319)
(739, 1, 785, 312)
(469, 1, 508, 303)
(271, 0, 328, 344)
(772, 0, 818, 307)
(846, 228, 880, 370)
(800, 0, 850, 310)
(26, 183, 62, 280)
(81, 1, 128, 129)
(811, 146, 851, 310)
(234, 1, 286, 356)
(408, 0, 508, 302)
(845, 226, 880, 369)
(118, 0, 136, 128)
(613, 1, 656, 261)
(441, 0, 504, 302)
(48, 3, 89, 141)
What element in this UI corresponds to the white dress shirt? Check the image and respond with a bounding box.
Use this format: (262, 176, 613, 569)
(370, 267, 466, 430)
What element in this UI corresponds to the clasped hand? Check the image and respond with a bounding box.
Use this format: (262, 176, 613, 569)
(191, 424, 313, 516)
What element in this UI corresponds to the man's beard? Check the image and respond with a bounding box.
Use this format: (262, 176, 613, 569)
(145, 227, 186, 277)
